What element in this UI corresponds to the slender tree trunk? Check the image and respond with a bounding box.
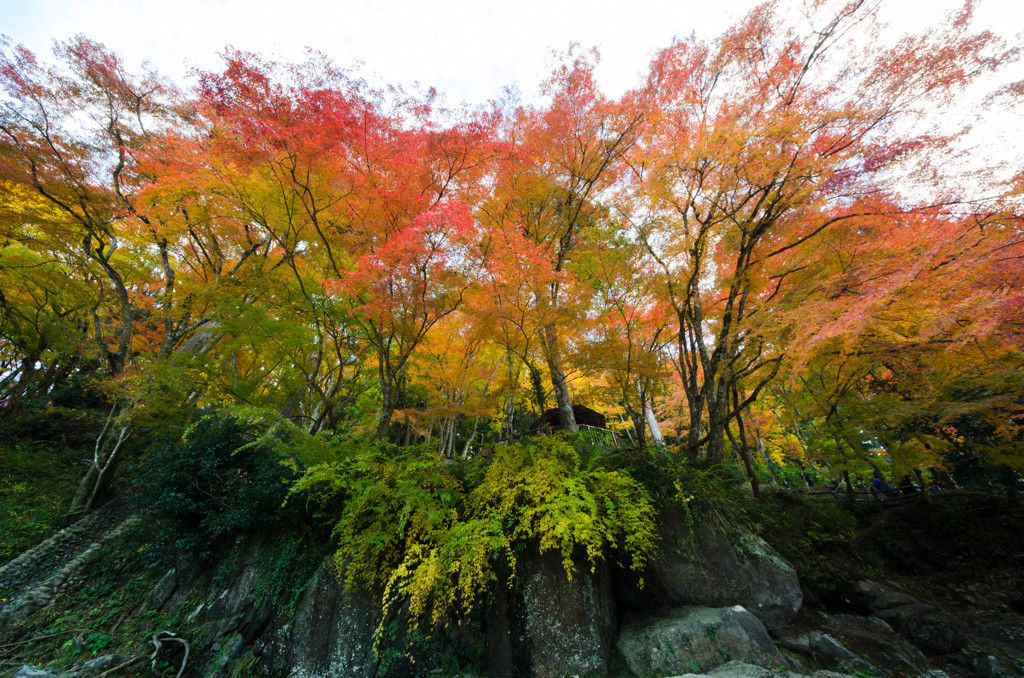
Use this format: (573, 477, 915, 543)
(794, 459, 814, 488)
(4, 355, 38, 415)
(843, 470, 855, 499)
(402, 412, 413, 446)
(644, 398, 665, 448)
(375, 373, 395, 440)
(628, 408, 647, 449)
(462, 355, 502, 458)
(445, 416, 458, 458)
(68, 404, 132, 516)
(683, 388, 706, 462)
(85, 423, 131, 511)
(728, 403, 760, 499)
(914, 468, 932, 504)
(756, 431, 782, 489)
(540, 323, 577, 432)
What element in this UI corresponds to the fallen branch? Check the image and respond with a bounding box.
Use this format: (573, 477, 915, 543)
(150, 631, 189, 678)
(0, 627, 88, 650)
(93, 656, 142, 678)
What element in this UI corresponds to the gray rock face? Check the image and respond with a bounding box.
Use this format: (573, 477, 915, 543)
(807, 632, 879, 675)
(961, 609, 1024, 661)
(819, 614, 929, 676)
(145, 568, 177, 609)
(875, 603, 967, 654)
(11, 668, 59, 678)
(777, 610, 935, 678)
(64, 655, 134, 677)
(485, 548, 617, 678)
(284, 558, 378, 678)
(845, 580, 920, 612)
(617, 605, 785, 677)
(699, 660, 862, 678)
(617, 508, 802, 631)
(707, 660, 804, 678)
(660, 662, 864, 678)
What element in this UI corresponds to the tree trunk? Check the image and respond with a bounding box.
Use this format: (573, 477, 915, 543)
(375, 367, 396, 440)
(628, 408, 647, 449)
(67, 404, 132, 517)
(914, 468, 932, 504)
(3, 355, 38, 415)
(727, 406, 760, 499)
(756, 432, 782, 489)
(85, 423, 131, 511)
(702, 387, 729, 467)
(644, 398, 665, 447)
(540, 323, 577, 432)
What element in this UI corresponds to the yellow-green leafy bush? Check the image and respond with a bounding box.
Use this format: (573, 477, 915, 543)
(289, 436, 657, 627)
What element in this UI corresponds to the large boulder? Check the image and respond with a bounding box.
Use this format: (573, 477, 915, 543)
(841, 580, 920, 614)
(485, 547, 618, 678)
(155, 551, 379, 678)
(875, 603, 968, 654)
(617, 508, 802, 630)
(616, 605, 785, 677)
(819, 614, 929, 677)
(660, 660, 861, 678)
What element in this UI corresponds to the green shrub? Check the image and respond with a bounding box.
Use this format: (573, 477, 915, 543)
(136, 414, 298, 563)
(290, 435, 658, 631)
(598, 442, 755, 535)
(0, 410, 99, 561)
(750, 490, 871, 590)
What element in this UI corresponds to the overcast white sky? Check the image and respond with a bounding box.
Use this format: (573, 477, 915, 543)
(3, 0, 1021, 107)
(2, 0, 1022, 188)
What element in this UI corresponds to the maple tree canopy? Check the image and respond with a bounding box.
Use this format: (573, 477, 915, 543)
(0, 0, 1021, 490)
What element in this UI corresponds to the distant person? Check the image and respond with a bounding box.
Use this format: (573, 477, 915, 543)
(872, 470, 898, 499)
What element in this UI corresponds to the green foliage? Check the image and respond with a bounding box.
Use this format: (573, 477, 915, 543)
(473, 437, 657, 575)
(291, 435, 657, 634)
(222, 404, 347, 468)
(0, 445, 76, 563)
(599, 442, 754, 531)
(0, 409, 102, 562)
(136, 413, 299, 563)
(750, 490, 873, 591)
(250, 528, 333, 615)
(374, 612, 484, 678)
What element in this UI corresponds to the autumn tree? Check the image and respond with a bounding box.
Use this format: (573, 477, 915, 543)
(628, 0, 1016, 468)
(480, 47, 643, 433)
(776, 200, 1024, 481)
(0, 37, 204, 514)
(583, 229, 672, 448)
(0, 36, 182, 375)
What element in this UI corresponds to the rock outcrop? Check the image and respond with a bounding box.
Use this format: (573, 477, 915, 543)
(617, 508, 803, 631)
(6, 501, 1023, 678)
(279, 559, 378, 678)
(617, 605, 785, 676)
(484, 547, 617, 678)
